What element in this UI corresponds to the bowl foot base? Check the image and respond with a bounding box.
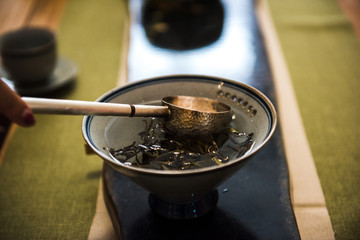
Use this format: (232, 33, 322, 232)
(148, 189, 219, 219)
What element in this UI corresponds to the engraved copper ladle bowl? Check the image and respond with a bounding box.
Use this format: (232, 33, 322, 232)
(162, 96, 232, 136)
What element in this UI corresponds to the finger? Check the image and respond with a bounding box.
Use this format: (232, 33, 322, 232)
(0, 79, 35, 126)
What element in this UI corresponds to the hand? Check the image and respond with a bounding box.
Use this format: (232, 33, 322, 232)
(0, 78, 35, 127)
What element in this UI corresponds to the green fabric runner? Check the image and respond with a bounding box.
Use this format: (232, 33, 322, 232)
(267, 0, 360, 239)
(0, 0, 126, 239)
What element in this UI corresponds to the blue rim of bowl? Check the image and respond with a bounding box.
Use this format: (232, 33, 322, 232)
(82, 74, 277, 176)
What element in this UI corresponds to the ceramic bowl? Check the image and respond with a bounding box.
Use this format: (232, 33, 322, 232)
(82, 75, 277, 218)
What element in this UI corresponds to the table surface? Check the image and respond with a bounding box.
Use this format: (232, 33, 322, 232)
(0, 0, 359, 239)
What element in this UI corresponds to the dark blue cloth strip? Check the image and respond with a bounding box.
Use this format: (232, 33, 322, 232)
(103, 0, 300, 239)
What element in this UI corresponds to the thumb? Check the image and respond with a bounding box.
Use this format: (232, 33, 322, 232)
(0, 79, 36, 127)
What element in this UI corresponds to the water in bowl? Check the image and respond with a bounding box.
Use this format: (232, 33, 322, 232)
(104, 100, 254, 170)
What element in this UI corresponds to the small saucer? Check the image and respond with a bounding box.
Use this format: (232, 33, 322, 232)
(0, 56, 77, 96)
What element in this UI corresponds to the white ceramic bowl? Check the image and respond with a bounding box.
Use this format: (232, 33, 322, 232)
(82, 75, 277, 205)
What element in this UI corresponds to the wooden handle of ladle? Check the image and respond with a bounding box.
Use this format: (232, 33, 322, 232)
(22, 97, 169, 117)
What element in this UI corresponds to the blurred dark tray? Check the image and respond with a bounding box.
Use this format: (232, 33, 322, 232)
(102, 0, 300, 239)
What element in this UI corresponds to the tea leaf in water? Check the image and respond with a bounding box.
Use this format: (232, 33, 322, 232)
(106, 118, 253, 170)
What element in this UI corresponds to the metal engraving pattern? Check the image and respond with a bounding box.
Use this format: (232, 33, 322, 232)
(163, 96, 232, 136)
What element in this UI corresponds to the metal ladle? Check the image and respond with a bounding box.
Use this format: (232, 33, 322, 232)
(23, 96, 232, 136)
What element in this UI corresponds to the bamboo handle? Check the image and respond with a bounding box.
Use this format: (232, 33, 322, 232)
(22, 97, 169, 117)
